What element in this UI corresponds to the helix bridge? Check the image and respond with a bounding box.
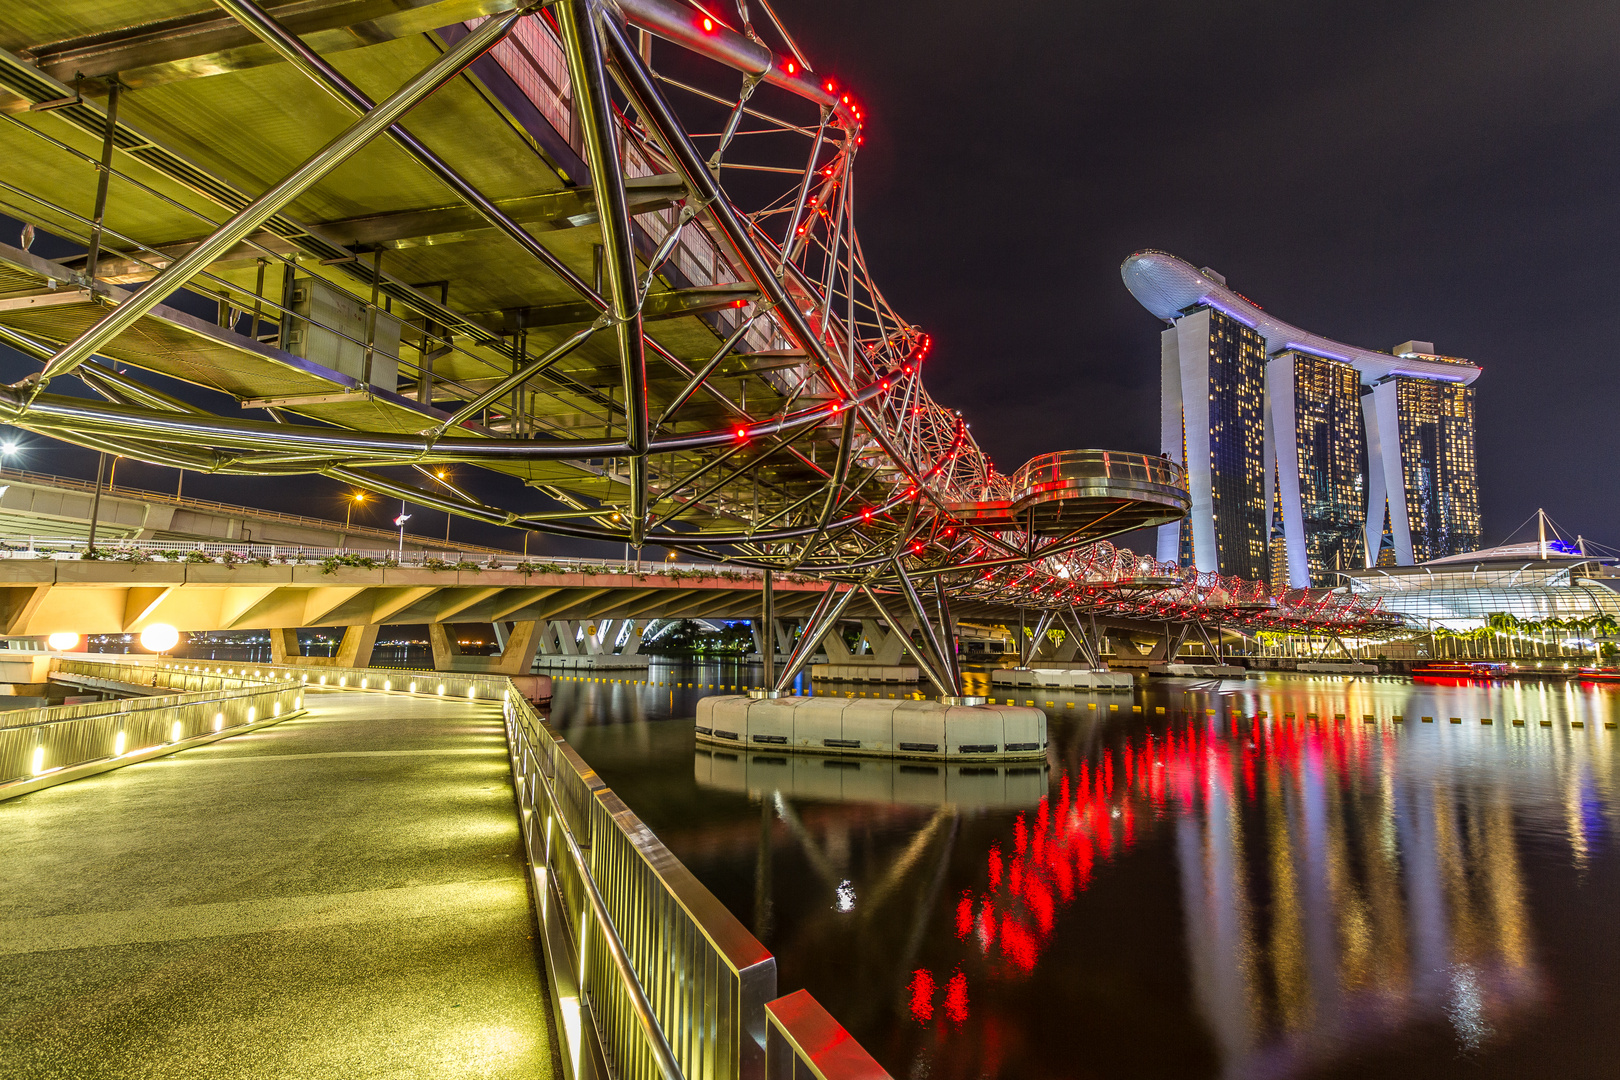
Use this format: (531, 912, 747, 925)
(0, 0, 1395, 659)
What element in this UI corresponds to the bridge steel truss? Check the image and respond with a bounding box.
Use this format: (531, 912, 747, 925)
(0, 0, 1397, 686)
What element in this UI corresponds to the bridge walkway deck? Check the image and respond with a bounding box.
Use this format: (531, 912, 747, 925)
(0, 689, 558, 1080)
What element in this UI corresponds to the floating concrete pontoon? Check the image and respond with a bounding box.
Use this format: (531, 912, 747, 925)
(694, 695, 1046, 761)
(992, 667, 1134, 691)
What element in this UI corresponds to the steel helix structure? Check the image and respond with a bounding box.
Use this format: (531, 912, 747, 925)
(0, 0, 1392, 636)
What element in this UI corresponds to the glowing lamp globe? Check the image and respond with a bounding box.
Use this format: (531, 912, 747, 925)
(47, 631, 79, 651)
(140, 624, 181, 653)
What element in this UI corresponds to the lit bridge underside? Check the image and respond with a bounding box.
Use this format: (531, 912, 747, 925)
(0, 0, 1395, 697)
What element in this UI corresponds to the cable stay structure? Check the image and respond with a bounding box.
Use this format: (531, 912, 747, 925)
(0, 0, 1397, 677)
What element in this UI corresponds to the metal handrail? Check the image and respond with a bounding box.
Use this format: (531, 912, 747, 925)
(527, 715, 686, 1080)
(1010, 449, 1187, 493)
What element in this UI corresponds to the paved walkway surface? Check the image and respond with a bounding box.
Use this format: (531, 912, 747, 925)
(0, 690, 558, 1080)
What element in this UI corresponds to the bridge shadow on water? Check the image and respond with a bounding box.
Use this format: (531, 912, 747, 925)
(555, 668, 1620, 1080)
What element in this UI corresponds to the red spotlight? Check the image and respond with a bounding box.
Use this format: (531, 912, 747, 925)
(733, 426, 748, 440)
(786, 60, 796, 74)
(702, 16, 714, 31)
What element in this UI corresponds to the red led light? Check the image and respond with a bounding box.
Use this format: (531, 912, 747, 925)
(862, 508, 872, 521)
(702, 16, 714, 31)
(842, 94, 850, 104)
(825, 80, 835, 92)
(733, 426, 747, 440)
(785, 60, 796, 74)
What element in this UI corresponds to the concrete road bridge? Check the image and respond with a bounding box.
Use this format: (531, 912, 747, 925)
(0, 466, 515, 551)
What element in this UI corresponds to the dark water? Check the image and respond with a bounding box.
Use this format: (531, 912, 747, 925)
(552, 664, 1620, 1080)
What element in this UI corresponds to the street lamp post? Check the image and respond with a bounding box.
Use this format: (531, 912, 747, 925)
(345, 491, 365, 530)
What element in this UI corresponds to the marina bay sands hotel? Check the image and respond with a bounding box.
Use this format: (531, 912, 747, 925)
(1122, 250, 1481, 589)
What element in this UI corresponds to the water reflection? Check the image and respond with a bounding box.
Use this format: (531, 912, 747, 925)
(566, 671, 1620, 1079)
(695, 749, 1047, 808)
(1173, 717, 1539, 1077)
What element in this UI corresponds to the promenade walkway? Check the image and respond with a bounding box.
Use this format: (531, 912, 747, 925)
(0, 690, 557, 1080)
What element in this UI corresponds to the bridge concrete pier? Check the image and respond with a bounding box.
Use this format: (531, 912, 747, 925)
(429, 619, 544, 676)
(269, 624, 379, 668)
(0, 690, 557, 1079)
(533, 619, 650, 670)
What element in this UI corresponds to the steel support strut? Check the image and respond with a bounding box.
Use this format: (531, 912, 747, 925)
(933, 576, 962, 691)
(858, 585, 951, 695)
(29, 7, 534, 394)
(773, 581, 854, 692)
(891, 560, 961, 698)
(760, 569, 775, 686)
(560, 1, 649, 542)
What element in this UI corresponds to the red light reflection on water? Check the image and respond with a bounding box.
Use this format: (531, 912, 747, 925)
(944, 971, 969, 1024)
(907, 969, 935, 1022)
(949, 709, 1400, 986)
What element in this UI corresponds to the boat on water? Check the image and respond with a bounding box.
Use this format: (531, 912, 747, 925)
(1577, 667, 1620, 682)
(1411, 660, 1508, 680)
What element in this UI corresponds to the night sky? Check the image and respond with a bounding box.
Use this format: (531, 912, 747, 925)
(773, 0, 1620, 551)
(5, 0, 1617, 555)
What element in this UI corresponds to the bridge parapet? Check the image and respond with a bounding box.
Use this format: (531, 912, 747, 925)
(0, 656, 303, 801)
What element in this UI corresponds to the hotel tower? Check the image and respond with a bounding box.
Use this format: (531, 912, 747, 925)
(1122, 251, 1481, 587)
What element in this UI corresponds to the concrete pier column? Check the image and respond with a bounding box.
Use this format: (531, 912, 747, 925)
(428, 622, 461, 670)
(872, 621, 909, 665)
(544, 621, 579, 656)
(488, 620, 541, 676)
(335, 624, 379, 668)
(269, 627, 301, 665)
(819, 622, 853, 660)
(620, 621, 644, 656)
(271, 625, 377, 668)
(858, 619, 884, 657)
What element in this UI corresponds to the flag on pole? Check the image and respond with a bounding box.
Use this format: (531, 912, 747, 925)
(394, 513, 412, 527)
